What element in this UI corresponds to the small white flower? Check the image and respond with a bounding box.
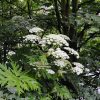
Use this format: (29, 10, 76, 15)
(73, 62, 84, 68)
(98, 13, 100, 16)
(44, 11, 50, 15)
(48, 48, 54, 52)
(41, 44, 46, 47)
(24, 34, 41, 43)
(72, 66, 83, 75)
(53, 43, 57, 45)
(72, 62, 84, 75)
(95, 86, 100, 94)
(17, 43, 23, 48)
(12, 16, 24, 21)
(78, 82, 84, 86)
(59, 34, 70, 41)
(47, 41, 51, 44)
(85, 68, 90, 72)
(54, 59, 66, 68)
(29, 27, 44, 33)
(8, 51, 16, 56)
(96, 87, 100, 94)
(40, 5, 54, 10)
(64, 47, 79, 58)
(48, 48, 54, 55)
(40, 5, 46, 9)
(46, 69, 55, 74)
(48, 48, 69, 60)
(33, 68, 37, 70)
(46, 5, 54, 10)
(40, 34, 69, 47)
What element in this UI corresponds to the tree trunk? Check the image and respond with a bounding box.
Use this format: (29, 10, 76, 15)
(27, 0, 32, 19)
(61, 0, 70, 35)
(53, 0, 62, 34)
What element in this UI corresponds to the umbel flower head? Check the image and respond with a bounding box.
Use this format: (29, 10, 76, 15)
(72, 62, 84, 75)
(40, 5, 54, 11)
(46, 69, 55, 74)
(54, 59, 67, 68)
(98, 13, 100, 16)
(48, 48, 70, 60)
(39, 34, 84, 75)
(64, 47, 79, 59)
(8, 51, 16, 56)
(39, 34, 69, 47)
(29, 27, 44, 33)
(96, 87, 100, 94)
(23, 34, 41, 43)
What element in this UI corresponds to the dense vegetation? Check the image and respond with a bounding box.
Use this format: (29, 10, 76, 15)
(0, 0, 100, 100)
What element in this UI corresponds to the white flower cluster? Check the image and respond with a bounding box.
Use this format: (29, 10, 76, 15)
(12, 16, 24, 22)
(24, 34, 41, 43)
(22, 32, 83, 74)
(38, 5, 54, 15)
(40, 34, 69, 47)
(96, 87, 100, 94)
(59, 34, 70, 41)
(98, 13, 100, 16)
(54, 59, 66, 68)
(29, 27, 44, 33)
(40, 5, 54, 11)
(85, 68, 90, 73)
(46, 69, 55, 74)
(64, 47, 79, 58)
(8, 51, 16, 56)
(72, 62, 84, 75)
(35, 9, 50, 15)
(48, 48, 69, 60)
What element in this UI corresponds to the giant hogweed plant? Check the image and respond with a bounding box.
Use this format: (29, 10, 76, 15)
(0, 27, 86, 99)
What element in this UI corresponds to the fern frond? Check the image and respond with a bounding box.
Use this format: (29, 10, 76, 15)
(0, 63, 40, 95)
(52, 84, 72, 100)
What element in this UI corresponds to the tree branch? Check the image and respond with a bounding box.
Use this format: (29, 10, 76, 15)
(78, 0, 95, 9)
(78, 32, 99, 49)
(78, 24, 91, 39)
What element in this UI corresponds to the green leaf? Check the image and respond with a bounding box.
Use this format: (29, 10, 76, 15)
(52, 84, 72, 100)
(0, 63, 40, 95)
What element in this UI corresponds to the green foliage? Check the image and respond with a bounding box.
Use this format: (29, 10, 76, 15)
(40, 95, 52, 100)
(0, 62, 40, 95)
(78, 86, 100, 100)
(0, 0, 100, 99)
(52, 84, 72, 100)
